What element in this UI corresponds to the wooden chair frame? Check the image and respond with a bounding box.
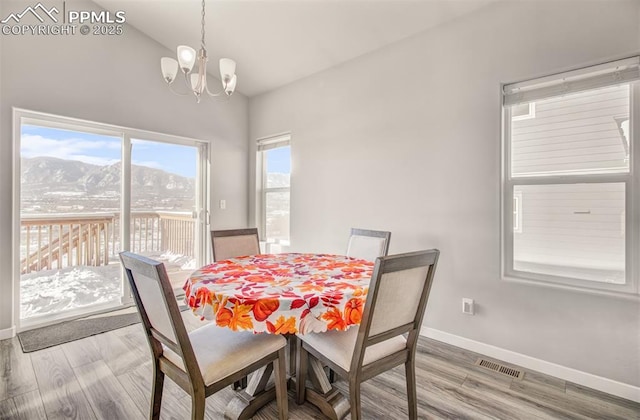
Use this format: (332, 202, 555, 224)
(297, 249, 439, 420)
(211, 228, 260, 261)
(120, 252, 287, 420)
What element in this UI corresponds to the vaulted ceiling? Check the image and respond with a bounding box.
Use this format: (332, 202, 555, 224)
(94, 0, 498, 96)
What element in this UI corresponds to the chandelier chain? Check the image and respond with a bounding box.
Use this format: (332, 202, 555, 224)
(200, 0, 206, 49)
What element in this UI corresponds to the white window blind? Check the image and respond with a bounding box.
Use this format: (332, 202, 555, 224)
(257, 133, 291, 151)
(503, 57, 640, 106)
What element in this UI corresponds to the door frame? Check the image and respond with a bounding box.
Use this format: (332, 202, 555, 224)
(12, 108, 211, 331)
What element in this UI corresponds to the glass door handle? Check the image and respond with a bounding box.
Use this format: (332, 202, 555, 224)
(196, 209, 210, 226)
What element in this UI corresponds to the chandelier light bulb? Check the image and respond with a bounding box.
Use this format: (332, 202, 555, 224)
(181, 49, 194, 62)
(177, 45, 196, 73)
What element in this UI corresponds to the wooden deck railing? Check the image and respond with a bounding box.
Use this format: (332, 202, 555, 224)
(130, 211, 195, 256)
(21, 214, 113, 274)
(20, 211, 195, 274)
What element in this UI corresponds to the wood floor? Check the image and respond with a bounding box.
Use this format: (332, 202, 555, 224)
(1, 312, 638, 419)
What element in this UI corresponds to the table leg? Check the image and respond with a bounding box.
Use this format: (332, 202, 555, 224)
(224, 335, 297, 420)
(232, 377, 248, 390)
(224, 364, 276, 419)
(288, 334, 297, 376)
(303, 354, 350, 420)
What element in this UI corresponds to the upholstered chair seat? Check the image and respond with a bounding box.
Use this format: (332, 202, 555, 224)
(297, 327, 406, 372)
(163, 324, 286, 386)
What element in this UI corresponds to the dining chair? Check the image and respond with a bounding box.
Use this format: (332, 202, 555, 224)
(119, 251, 288, 420)
(346, 228, 391, 262)
(211, 228, 260, 261)
(296, 249, 439, 420)
(211, 228, 263, 390)
(325, 228, 392, 383)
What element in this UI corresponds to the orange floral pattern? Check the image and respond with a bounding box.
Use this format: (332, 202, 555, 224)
(344, 297, 364, 325)
(184, 253, 374, 334)
(321, 307, 347, 331)
(266, 315, 297, 334)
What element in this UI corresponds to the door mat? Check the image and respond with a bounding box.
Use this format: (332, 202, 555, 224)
(18, 311, 141, 353)
(17, 303, 190, 353)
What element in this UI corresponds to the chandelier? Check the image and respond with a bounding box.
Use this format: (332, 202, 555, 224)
(160, 0, 237, 102)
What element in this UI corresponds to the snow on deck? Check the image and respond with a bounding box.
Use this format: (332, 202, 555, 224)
(20, 251, 195, 319)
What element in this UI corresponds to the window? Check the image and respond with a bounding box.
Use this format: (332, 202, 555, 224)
(502, 57, 639, 294)
(14, 109, 210, 327)
(257, 134, 291, 252)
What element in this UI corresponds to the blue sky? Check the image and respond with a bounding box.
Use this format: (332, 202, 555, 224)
(266, 146, 291, 173)
(21, 125, 197, 178)
(21, 125, 292, 177)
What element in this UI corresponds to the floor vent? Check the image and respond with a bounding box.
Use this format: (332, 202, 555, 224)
(475, 358, 524, 379)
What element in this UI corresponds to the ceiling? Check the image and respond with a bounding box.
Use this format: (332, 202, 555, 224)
(94, 0, 498, 97)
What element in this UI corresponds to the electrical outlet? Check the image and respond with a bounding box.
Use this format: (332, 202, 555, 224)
(462, 298, 474, 315)
(219, 199, 226, 210)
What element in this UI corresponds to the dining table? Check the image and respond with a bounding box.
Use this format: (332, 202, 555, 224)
(183, 252, 375, 419)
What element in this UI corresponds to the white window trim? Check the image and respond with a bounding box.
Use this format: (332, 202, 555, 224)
(256, 133, 291, 250)
(500, 62, 640, 296)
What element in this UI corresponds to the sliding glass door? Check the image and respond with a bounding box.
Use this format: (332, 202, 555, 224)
(16, 111, 209, 327)
(19, 124, 123, 321)
(130, 139, 203, 290)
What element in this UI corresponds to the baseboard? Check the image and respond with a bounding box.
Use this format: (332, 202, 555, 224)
(420, 327, 640, 403)
(0, 325, 16, 340)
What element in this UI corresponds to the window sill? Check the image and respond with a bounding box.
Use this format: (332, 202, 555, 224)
(502, 275, 640, 301)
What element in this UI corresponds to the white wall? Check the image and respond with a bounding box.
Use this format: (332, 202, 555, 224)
(0, 0, 249, 334)
(249, 0, 640, 389)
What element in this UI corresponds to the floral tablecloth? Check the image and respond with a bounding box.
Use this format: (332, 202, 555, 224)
(184, 253, 374, 334)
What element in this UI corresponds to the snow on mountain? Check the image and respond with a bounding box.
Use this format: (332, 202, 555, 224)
(21, 156, 97, 185)
(21, 157, 195, 212)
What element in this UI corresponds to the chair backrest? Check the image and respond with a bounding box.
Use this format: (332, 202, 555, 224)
(211, 228, 261, 261)
(351, 249, 439, 371)
(119, 252, 201, 382)
(346, 228, 391, 262)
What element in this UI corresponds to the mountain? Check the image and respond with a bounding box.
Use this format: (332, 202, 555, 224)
(82, 161, 194, 195)
(266, 172, 290, 188)
(21, 157, 194, 212)
(21, 156, 97, 186)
